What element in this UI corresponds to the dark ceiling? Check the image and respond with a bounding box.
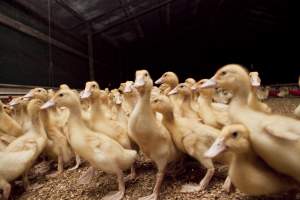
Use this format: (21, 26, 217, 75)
(10, 0, 294, 85)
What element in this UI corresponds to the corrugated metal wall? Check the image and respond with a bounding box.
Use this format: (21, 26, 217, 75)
(0, 1, 90, 88)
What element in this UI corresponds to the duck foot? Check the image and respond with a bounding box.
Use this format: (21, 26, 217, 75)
(124, 166, 136, 182)
(222, 176, 232, 193)
(78, 167, 95, 185)
(180, 183, 201, 193)
(68, 154, 81, 171)
(138, 193, 158, 200)
(101, 191, 124, 200)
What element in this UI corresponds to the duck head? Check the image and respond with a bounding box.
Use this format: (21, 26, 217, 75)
(134, 70, 153, 94)
(155, 72, 179, 87)
(168, 83, 191, 97)
(24, 88, 48, 102)
(81, 81, 100, 99)
(151, 95, 173, 115)
(200, 64, 251, 95)
(41, 89, 79, 110)
(205, 124, 250, 158)
(249, 72, 261, 87)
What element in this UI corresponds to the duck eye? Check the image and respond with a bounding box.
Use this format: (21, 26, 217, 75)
(38, 89, 41, 92)
(221, 71, 227, 76)
(145, 73, 148, 77)
(92, 84, 96, 88)
(59, 93, 64, 97)
(232, 132, 238, 138)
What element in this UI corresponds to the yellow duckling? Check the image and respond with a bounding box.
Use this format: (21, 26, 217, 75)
(5, 99, 48, 188)
(8, 96, 31, 131)
(122, 81, 138, 115)
(248, 72, 271, 113)
(201, 64, 300, 182)
(168, 83, 201, 121)
(151, 95, 231, 193)
(0, 139, 38, 200)
(24, 88, 73, 175)
(41, 88, 137, 200)
(205, 124, 299, 196)
(0, 99, 22, 137)
(129, 70, 181, 200)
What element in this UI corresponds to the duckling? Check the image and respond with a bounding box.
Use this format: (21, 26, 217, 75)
(192, 79, 225, 128)
(8, 96, 31, 131)
(81, 81, 135, 181)
(129, 70, 181, 200)
(205, 124, 299, 196)
(248, 72, 271, 113)
(277, 87, 289, 97)
(184, 78, 196, 87)
(256, 86, 270, 101)
(200, 64, 300, 182)
(0, 99, 23, 137)
(41, 89, 137, 200)
(0, 139, 38, 199)
(155, 71, 179, 95)
(24, 88, 73, 175)
(5, 99, 48, 188)
(168, 83, 201, 121)
(81, 81, 132, 150)
(122, 81, 138, 115)
(111, 90, 128, 130)
(213, 88, 233, 104)
(151, 95, 231, 193)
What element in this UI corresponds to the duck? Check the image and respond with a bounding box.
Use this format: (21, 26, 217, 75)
(192, 79, 226, 128)
(213, 88, 232, 104)
(155, 72, 182, 115)
(184, 78, 196, 87)
(0, 99, 23, 137)
(2, 104, 14, 117)
(168, 83, 201, 121)
(128, 70, 181, 200)
(81, 81, 135, 181)
(5, 99, 48, 188)
(255, 86, 270, 101)
(155, 71, 179, 95)
(248, 72, 272, 113)
(151, 95, 232, 193)
(205, 124, 299, 196)
(200, 64, 300, 182)
(8, 96, 31, 131)
(278, 87, 289, 97)
(41, 88, 137, 200)
(122, 81, 138, 115)
(24, 88, 73, 175)
(110, 90, 128, 130)
(0, 139, 38, 200)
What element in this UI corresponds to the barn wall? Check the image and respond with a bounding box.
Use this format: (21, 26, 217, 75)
(0, 1, 90, 88)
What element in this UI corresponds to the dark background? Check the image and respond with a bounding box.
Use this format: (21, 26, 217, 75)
(0, 0, 294, 89)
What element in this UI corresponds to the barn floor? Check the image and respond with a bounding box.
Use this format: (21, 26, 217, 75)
(11, 98, 300, 200)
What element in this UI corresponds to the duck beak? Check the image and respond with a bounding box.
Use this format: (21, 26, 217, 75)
(24, 91, 34, 99)
(8, 99, 18, 106)
(250, 77, 261, 87)
(134, 77, 145, 88)
(155, 77, 163, 84)
(204, 137, 227, 158)
(191, 85, 198, 91)
(168, 88, 178, 95)
(200, 78, 217, 89)
(40, 100, 55, 109)
(123, 85, 132, 93)
(80, 89, 91, 99)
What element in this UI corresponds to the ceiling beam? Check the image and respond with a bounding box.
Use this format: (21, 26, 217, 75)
(68, 0, 145, 31)
(165, 3, 171, 28)
(119, 0, 144, 38)
(0, 12, 88, 59)
(93, 0, 177, 36)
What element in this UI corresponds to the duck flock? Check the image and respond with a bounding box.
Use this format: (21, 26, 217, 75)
(0, 64, 300, 200)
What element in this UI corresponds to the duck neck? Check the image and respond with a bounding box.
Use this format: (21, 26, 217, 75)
(67, 103, 88, 129)
(162, 109, 175, 124)
(31, 111, 47, 139)
(136, 88, 153, 114)
(90, 95, 106, 119)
